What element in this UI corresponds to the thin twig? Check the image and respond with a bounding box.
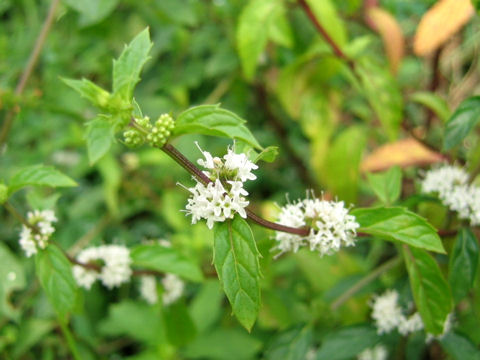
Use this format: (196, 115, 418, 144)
(0, 0, 61, 147)
(161, 143, 311, 236)
(67, 215, 110, 256)
(425, 46, 444, 130)
(297, 0, 355, 70)
(331, 256, 402, 310)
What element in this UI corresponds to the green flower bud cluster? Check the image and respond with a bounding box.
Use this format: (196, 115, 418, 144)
(123, 114, 175, 148)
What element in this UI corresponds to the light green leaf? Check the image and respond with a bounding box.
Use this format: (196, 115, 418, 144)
(62, 77, 110, 108)
(0, 243, 26, 320)
(63, 0, 119, 26)
(85, 117, 114, 165)
(173, 104, 262, 149)
(11, 319, 55, 358)
(35, 245, 78, 318)
(366, 166, 402, 205)
(403, 246, 453, 335)
(236, 0, 278, 80)
(97, 154, 121, 217)
(189, 280, 224, 333)
(213, 216, 261, 331)
(448, 228, 479, 303)
(439, 332, 480, 360)
(443, 96, 480, 150)
(264, 325, 313, 360)
(410, 91, 450, 123)
(113, 28, 153, 102)
(164, 302, 197, 347)
(0, 183, 7, 204)
(9, 165, 77, 195)
(351, 207, 445, 253)
(130, 244, 203, 282)
(304, 0, 347, 47)
(253, 146, 279, 163)
(357, 61, 403, 140)
(268, 2, 293, 48)
(316, 325, 380, 360)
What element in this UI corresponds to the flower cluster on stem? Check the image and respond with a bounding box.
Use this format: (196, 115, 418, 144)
(19, 209, 57, 257)
(274, 196, 359, 257)
(124, 114, 175, 148)
(421, 164, 480, 225)
(72, 245, 132, 289)
(182, 143, 257, 229)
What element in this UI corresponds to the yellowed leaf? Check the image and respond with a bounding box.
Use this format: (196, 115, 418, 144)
(414, 0, 474, 56)
(361, 138, 446, 173)
(367, 7, 405, 74)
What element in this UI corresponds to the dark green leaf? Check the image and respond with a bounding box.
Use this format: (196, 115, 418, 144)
(366, 166, 402, 205)
(439, 332, 480, 360)
(11, 319, 55, 358)
(449, 228, 479, 303)
(35, 245, 78, 318)
(164, 302, 197, 346)
(213, 216, 261, 331)
(99, 300, 165, 344)
(85, 117, 114, 165)
(444, 96, 480, 150)
(62, 77, 110, 108)
(236, 0, 278, 80)
(352, 207, 445, 253)
(410, 92, 450, 123)
(316, 325, 380, 360)
(9, 165, 77, 194)
(173, 104, 262, 149)
(403, 246, 453, 335)
(0, 243, 26, 320)
(183, 329, 262, 360)
(264, 325, 313, 360)
(130, 244, 203, 282)
(113, 28, 153, 102)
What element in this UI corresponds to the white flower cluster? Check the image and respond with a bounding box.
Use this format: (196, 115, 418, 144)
(72, 245, 132, 289)
(139, 274, 184, 306)
(421, 164, 480, 225)
(274, 197, 359, 257)
(183, 143, 258, 229)
(371, 290, 452, 339)
(19, 210, 57, 257)
(357, 345, 388, 360)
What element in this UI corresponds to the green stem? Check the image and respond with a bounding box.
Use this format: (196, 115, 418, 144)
(330, 256, 402, 310)
(58, 317, 82, 360)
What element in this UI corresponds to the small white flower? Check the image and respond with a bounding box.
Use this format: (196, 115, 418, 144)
(421, 165, 468, 197)
(398, 312, 424, 335)
(426, 313, 454, 342)
(140, 275, 158, 304)
(18, 209, 57, 257)
(73, 245, 132, 290)
(274, 197, 359, 257)
(357, 345, 388, 360)
(371, 290, 405, 334)
(223, 148, 258, 182)
(162, 274, 184, 305)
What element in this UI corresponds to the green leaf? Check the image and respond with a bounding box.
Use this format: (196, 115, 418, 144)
(0, 243, 26, 320)
(410, 91, 450, 123)
(236, 0, 278, 80)
(448, 228, 479, 303)
(316, 325, 380, 360)
(351, 207, 445, 253)
(366, 166, 402, 205)
(0, 183, 7, 204)
(444, 96, 480, 150)
(403, 246, 453, 335)
(213, 216, 261, 331)
(357, 61, 403, 140)
(85, 117, 114, 165)
(189, 280, 224, 333)
(130, 244, 203, 282)
(35, 245, 78, 318)
(11, 319, 55, 358)
(439, 332, 480, 360)
(264, 325, 313, 360)
(97, 154, 121, 217)
(113, 28, 153, 102)
(304, 0, 348, 47)
(63, 0, 119, 26)
(173, 104, 262, 149)
(268, 3, 293, 48)
(99, 300, 165, 344)
(253, 146, 279, 163)
(9, 165, 77, 195)
(62, 77, 111, 108)
(183, 328, 262, 360)
(164, 302, 197, 347)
